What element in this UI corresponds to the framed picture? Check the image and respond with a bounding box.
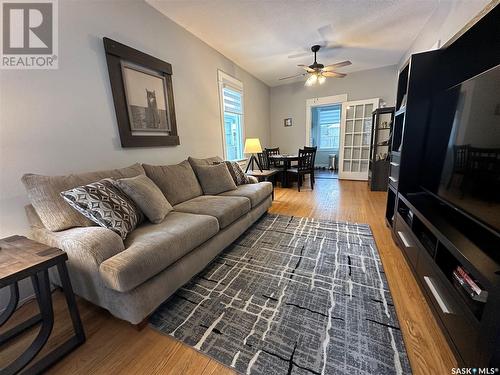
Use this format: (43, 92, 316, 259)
(103, 37, 179, 147)
(284, 118, 292, 127)
(121, 63, 171, 134)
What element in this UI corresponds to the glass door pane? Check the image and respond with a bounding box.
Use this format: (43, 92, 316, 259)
(339, 99, 378, 180)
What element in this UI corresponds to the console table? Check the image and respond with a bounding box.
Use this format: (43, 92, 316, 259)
(0, 235, 85, 374)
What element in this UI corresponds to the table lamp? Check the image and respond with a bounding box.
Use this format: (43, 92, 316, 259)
(244, 138, 263, 172)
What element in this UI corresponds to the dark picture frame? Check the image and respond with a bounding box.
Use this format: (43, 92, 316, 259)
(103, 37, 179, 147)
(284, 118, 292, 127)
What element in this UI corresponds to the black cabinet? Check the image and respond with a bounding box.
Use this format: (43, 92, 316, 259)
(393, 193, 500, 366)
(368, 107, 394, 191)
(385, 4, 500, 366)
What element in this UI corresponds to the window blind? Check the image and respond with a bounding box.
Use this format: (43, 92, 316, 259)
(318, 106, 341, 126)
(223, 86, 243, 115)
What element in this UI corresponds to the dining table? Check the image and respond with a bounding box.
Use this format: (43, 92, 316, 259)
(268, 154, 300, 188)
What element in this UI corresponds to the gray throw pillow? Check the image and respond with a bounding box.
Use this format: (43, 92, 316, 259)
(60, 178, 143, 240)
(143, 160, 203, 205)
(193, 164, 237, 195)
(114, 175, 173, 224)
(188, 156, 223, 168)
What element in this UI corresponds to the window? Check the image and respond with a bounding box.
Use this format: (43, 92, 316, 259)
(313, 105, 341, 150)
(218, 71, 244, 160)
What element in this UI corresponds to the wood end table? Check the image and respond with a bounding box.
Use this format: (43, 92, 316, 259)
(0, 235, 85, 375)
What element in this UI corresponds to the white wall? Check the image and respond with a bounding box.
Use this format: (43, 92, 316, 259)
(0, 0, 270, 239)
(399, 0, 490, 67)
(269, 65, 398, 154)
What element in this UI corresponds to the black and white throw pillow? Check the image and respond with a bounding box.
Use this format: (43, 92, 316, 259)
(60, 178, 143, 239)
(214, 161, 250, 185)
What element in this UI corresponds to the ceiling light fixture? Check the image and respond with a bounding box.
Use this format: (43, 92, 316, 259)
(280, 45, 351, 85)
(305, 73, 326, 86)
(305, 74, 318, 86)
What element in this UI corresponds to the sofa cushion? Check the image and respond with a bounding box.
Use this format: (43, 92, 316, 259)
(114, 175, 173, 223)
(60, 179, 143, 240)
(99, 211, 219, 292)
(173, 195, 251, 229)
(143, 160, 203, 205)
(188, 156, 223, 168)
(22, 163, 145, 231)
(192, 163, 237, 195)
(219, 182, 273, 208)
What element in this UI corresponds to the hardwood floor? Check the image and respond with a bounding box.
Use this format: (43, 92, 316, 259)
(1, 178, 457, 374)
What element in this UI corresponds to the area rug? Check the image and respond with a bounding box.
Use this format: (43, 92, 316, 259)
(150, 214, 412, 375)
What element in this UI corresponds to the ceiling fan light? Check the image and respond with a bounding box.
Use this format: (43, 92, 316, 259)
(318, 75, 326, 84)
(305, 74, 317, 86)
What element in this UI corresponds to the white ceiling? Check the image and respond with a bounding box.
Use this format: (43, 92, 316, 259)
(147, 1, 472, 87)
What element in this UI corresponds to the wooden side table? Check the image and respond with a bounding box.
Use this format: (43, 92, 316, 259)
(0, 235, 85, 374)
(246, 169, 279, 181)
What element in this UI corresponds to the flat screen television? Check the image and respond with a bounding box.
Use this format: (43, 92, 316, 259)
(421, 64, 500, 234)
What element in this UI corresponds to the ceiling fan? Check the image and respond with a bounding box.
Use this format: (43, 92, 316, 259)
(279, 45, 351, 86)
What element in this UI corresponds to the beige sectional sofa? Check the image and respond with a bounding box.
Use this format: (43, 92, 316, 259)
(23, 157, 273, 324)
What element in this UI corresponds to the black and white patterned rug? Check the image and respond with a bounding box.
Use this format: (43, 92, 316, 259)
(150, 214, 412, 375)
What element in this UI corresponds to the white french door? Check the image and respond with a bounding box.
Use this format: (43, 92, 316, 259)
(338, 98, 379, 180)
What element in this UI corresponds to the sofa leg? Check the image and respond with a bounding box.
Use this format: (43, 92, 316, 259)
(133, 317, 149, 331)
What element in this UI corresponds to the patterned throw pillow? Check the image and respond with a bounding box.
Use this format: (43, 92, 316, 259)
(60, 179, 143, 239)
(214, 161, 250, 185)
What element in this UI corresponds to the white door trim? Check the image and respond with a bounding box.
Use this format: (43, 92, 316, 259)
(338, 98, 380, 180)
(305, 94, 348, 146)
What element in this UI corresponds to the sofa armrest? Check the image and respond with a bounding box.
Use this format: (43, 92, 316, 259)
(31, 226, 125, 266)
(30, 226, 125, 304)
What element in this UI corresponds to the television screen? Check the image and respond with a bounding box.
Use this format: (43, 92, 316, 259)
(421, 65, 500, 233)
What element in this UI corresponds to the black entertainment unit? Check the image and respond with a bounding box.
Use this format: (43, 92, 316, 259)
(386, 5, 500, 367)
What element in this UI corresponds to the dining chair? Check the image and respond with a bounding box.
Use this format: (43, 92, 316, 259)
(265, 147, 283, 168)
(257, 152, 281, 185)
(257, 152, 270, 170)
(303, 146, 317, 184)
(287, 146, 316, 168)
(287, 148, 316, 191)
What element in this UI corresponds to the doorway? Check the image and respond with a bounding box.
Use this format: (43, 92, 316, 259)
(311, 105, 341, 179)
(305, 94, 347, 180)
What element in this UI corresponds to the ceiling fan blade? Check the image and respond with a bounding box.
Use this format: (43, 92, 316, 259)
(317, 24, 333, 42)
(322, 71, 347, 78)
(316, 25, 343, 51)
(297, 64, 315, 73)
(318, 44, 341, 52)
(278, 73, 307, 81)
(322, 61, 352, 71)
